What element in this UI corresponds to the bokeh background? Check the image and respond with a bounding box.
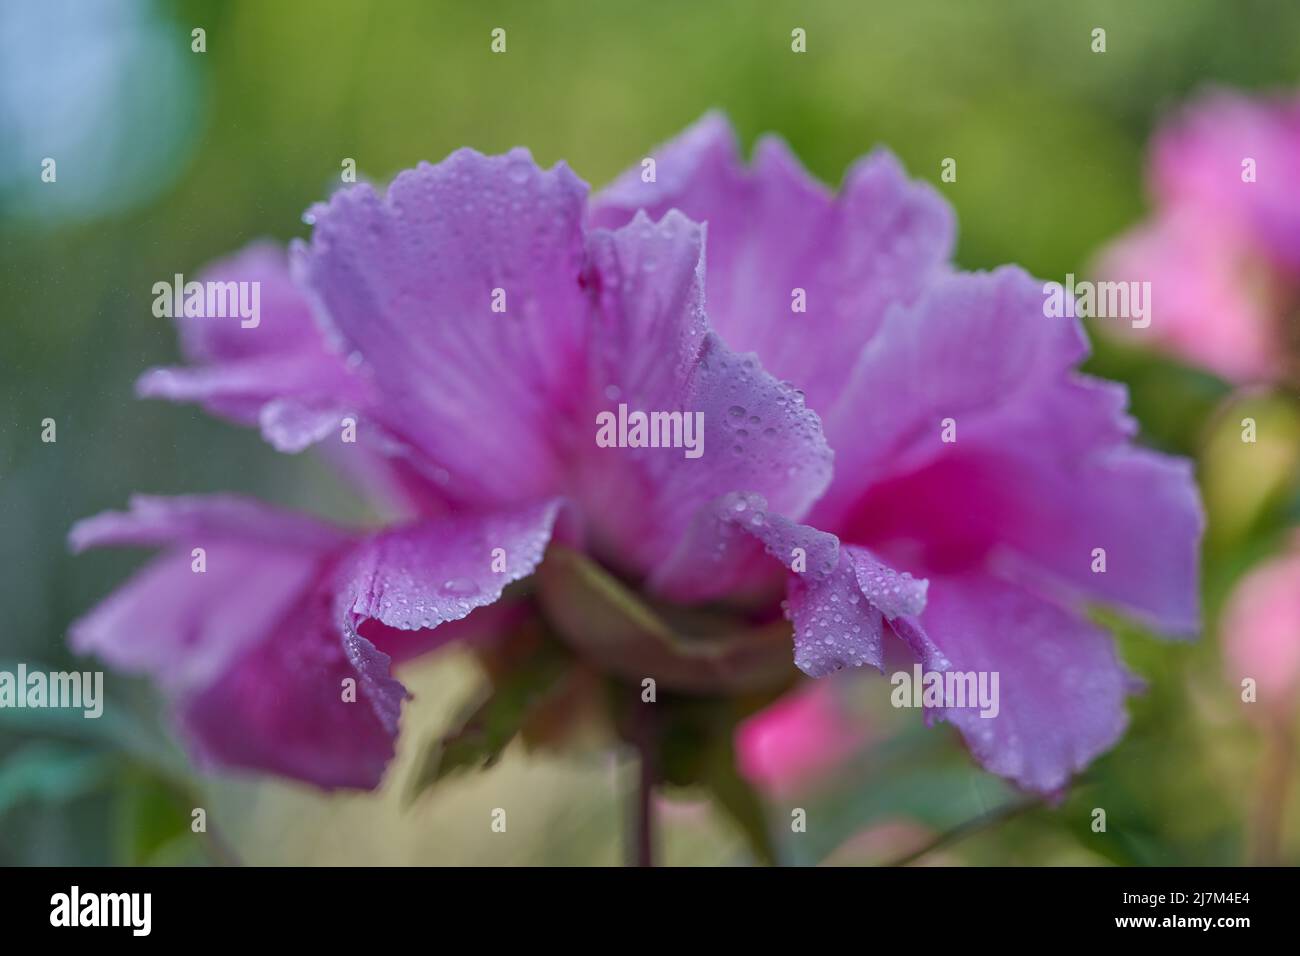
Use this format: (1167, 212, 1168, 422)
(3, 0, 1299, 865)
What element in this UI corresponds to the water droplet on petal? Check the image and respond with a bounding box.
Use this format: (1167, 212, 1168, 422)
(439, 578, 480, 598)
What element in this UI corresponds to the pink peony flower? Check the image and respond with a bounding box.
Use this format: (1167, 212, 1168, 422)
(72, 114, 1202, 795)
(1094, 89, 1300, 384)
(1221, 537, 1300, 717)
(735, 682, 867, 796)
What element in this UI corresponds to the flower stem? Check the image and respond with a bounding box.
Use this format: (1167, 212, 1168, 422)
(627, 704, 658, 867)
(1251, 721, 1294, 865)
(885, 796, 1039, 866)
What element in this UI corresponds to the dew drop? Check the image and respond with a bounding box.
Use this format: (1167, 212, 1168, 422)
(439, 578, 480, 598)
(506, 161, 531, 185)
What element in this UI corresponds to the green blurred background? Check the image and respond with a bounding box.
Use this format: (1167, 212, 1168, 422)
(3, 0, 1299, 865)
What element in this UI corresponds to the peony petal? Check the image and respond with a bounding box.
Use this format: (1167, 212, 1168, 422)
(1150, 90, 1300, 272)
(341, 499, 563, 632)
(814, 266, 1088, 521)
(136, 245, 451, 517)
(736, 681, 867, 795)
(657, 501, 880, 676)
(851, 547, 928, 620)
(814, 267, 1201, 635)
(908, 573, 1133, 794)
(974, 388, 1203, 635)
(590, 112, 954, 410)
(786, 555, 887, 678)
(180, 585, 404, 790)
(1221, 542, 1300, 715)
(831, 382, 1202, 634)
(69, 542, 326, 696)
(137, 242, 367, 445)
(649, 492, 928, 677)
(68, 496, 403, 790)
(648, 491, 838, 601)
(172, 241, 330, 363)
(68, 493, 351, 555)
(1092, 207, 1282, 383)
(298, 149, 591, 505)
(782, 544, 930, 678)
(577, 211, 833, 588)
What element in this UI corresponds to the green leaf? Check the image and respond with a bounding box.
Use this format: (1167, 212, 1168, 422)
(781, 723, 1019, 864)
(0, 660, 187, 778)
(405, 642, 571, 803)
(536, 546, 794, 695)
(0, 742, 112, 817)
(115, 768, 200, 866)
(699, 752, 779, 866)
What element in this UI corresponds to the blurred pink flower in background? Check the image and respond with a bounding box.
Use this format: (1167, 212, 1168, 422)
(1095, 89, 1300, 384)
(736, 682, 867, 796)
(1221, 537, 1300, 718)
